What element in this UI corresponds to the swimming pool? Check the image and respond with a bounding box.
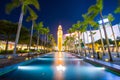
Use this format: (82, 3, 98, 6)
(0, 52, 120, 80)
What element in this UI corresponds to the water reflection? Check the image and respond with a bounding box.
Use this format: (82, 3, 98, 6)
(56, 65, 66, 71)
(54, 52, 66, 80)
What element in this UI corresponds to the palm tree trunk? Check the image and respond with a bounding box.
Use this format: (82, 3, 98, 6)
(78, 31, 81, 55)
(109, 22, 119, 57)
(42, 35, 44, 51)
(37, 31, 39, 51)
(83, 32, 87, 56)
(13, 11, 24, 55)
(100, 12, 113, 61)
(99, 28, 105, 55)
(86, 31, 91, 55)
(29, 21, 34, 51)
(44, 34, 46, 52)
(20, 44, 24, 50)
(5, 35, 9, 54)
(90, 26, 96, 58)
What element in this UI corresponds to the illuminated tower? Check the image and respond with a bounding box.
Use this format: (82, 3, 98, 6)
(57, 25, 63, 51)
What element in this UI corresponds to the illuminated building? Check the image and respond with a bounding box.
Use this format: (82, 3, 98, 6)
(57, 25, 63, 51)
(63, 23, 120, 52)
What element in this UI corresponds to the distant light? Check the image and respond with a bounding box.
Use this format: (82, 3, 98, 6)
(98, 18, 109, 24)
(56, 65, 66, 71)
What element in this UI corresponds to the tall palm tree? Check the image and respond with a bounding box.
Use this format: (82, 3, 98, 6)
(6, 0, 40, 55)
(72, 21, 82, 55)
(42, 27, 49, 52)
(99, 26, 105, 56)
(82, 14, 97, 58)
(79, 22, 87, 56)
(34, 22, 44, 51)
(107, 14, 119, 57)
(67, 28, 74, 51)
(87, 0, 113, 61)
(26, 10, 38, 51)
(45, 27, 50, 51)
(85, 31, 91, 55)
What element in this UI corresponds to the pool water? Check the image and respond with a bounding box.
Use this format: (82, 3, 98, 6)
(0, 52, 120, 80)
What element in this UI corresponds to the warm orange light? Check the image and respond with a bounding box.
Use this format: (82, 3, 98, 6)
(54, 52, 65, 80)
(57, 25, 63, 51)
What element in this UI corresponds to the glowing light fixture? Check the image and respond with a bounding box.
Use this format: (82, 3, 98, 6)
(91, 55, 94, 58)
(105, 58, 109, 62)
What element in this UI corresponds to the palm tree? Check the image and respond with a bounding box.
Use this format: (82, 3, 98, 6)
(49, 34, 56, 50)
(34, 22, 44, 51)
(85, 31, 91, 55)
(67, 28, 74, 51)
(99, 26, 105, 56)
(44, 27, 50, 52)
(72, 21, 82, 55)
(107, 14, 119, 57)
(87, 0, 113, 61)
(82, 14, 97, 58)
(6, 0, 40, 55)
(90, 26, 96, 58)
(41, 27, 49, 52)
(78, 22, 87, 56)
(26, 10, 38, 51)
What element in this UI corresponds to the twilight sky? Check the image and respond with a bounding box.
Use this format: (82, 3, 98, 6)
(0, 0, 119, 40)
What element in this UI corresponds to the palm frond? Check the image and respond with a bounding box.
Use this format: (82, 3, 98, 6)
(6, 0, 20, 14)
(27, 7, 38, 20)
(114, 7, 120, 13)
(24, 0, 40, 10)
(107, 14, 114, 22)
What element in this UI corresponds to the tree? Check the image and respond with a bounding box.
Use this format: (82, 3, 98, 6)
(86, 0, 113, 61)
(107, 14, 119, 57)
(72, 21, 83, 55)
(0, 20, 17, 53)
(98, 26, 105, 55)
(0, 20, 29, 53)
(67, 28, 74, 51)
(6, 0, 40, 55)
(43, 27, 50, 52)
(82, 14, 98, 58)
(26, 8, 38, 51)
(47, 34, 56, 50)
(34, 22, 44, 51)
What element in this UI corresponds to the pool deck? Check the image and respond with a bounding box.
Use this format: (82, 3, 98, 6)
(72, 53, 120, 74)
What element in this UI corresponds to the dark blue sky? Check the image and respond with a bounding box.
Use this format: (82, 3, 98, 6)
(0, 0, 119, 40)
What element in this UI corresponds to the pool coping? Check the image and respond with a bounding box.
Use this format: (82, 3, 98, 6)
(72, 53, 120, 74)
(0, 58, 36, 76)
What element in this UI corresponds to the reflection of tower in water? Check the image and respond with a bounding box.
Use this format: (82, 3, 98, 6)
(54, 52, 66, 80)
(57, 25, 63, 51)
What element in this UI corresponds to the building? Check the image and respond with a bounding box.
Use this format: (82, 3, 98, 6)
(57, 25, 63, 51)
(63, 23, 120, 52)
